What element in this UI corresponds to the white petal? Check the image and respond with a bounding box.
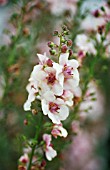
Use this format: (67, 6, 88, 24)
(41, 99, 49, 115)
(59, 126, 68, 138)
(59, 53, 69, 65)
(46, 147, 57, 161)
(23, 100, 31, 111)
(52, 83, 63, 96)
(58, 105, 69, 121)
(53, 63, 63, 79)
(43, 91, 55, 101)
(48, 112, 61, 124)
(68, 59, 79, 69)
(37, 53, 47, 63)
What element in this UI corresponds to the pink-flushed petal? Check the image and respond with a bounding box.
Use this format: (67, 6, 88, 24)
(58, 105, 69, 121)
(59, 53, 69, 65)
(43, 134, 51, 146)
(46, 146, 57, 161)
(52, 82, 63, 96)
(43, 91, 55, 102)
(68, 59, 79, 69)
(63, 90, 74, 106)
(41, 99, 49, 115)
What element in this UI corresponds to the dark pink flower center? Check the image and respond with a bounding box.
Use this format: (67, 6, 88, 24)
(49, 102, 59, 113)
(47, 73, 56, 85)
(63, 65, 73, 78)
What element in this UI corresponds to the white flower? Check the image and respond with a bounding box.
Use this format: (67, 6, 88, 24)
(58, 53, 80, 93)
(41, 91, 69, 124)
(75, 34, 96, 55)
(43, 134, 57, 161)
(51, 123, 68, 138)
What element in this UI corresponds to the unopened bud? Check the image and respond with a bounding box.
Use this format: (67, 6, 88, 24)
(46, 59, 53, 67)
(49, 49, 56, 55)
(62, 25, 67, 31)
(93, 10, 100, 17)
(53, 30, 58, 36)
(24, 119, 28, 125)
(23, 28, 30, 36)
(61, 45, 67, 53)
(98, 25, 105, 34)
(41, 160, 46, 167)
(67, 39, 72, 46)
(61, 37, 65, 43)
(69, 49, 73, 57)
(47, 41, 54, 48)
(32, 109, 37, 115)
(18, 165, 26, 170)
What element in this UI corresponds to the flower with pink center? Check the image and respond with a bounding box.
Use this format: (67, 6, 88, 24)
(43, 134, 57, 161)
(41, 91, 69, 124)
(19, 153, 29, 164)
(56, 53, 79, 93)
(51, 123, 68, 138)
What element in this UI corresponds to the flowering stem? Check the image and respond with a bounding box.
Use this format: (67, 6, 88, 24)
(27, 113, 43, 170)
(58, 35, 62, 59)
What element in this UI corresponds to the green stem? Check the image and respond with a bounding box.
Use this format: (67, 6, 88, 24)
(27, 113, 43, 170)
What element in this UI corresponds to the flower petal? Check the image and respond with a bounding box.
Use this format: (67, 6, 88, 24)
(46, 146, 57, 161)
(59, 53, 69, 65)
(41, 99, 49, 115)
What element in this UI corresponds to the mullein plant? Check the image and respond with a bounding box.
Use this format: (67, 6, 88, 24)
(18, 26, 80, 170)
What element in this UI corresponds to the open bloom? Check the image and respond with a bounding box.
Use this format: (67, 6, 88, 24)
(41, 91, 69, 124)
(51, 123, 68, 138)
(43, 134, 57, 161)
(57, 53, 79, 93)
(75, 34, 96, 55)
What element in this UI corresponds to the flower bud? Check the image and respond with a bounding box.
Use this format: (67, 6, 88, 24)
(24, 119, 28, 125)
(47, 41, 54, 48)
(47, 59, 53, 67)
(18, 165, 26, 170)
(32, 109, 38, 115)
(93, 10, 100, 17)
(53, 30, 58, 36)
(23, 28, 30, 36)
(41, 160, 46, 167)
(61, 37, 65, 43)
(67, 39, 72, 46)
(49, 49, 56, 55)
(69, 49, 73, 57)
(61, 45, 67, 53)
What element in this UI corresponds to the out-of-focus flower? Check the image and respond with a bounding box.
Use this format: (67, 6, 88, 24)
(75, 34, 96, 55)
(19, 153, 29, 164)
(51, 123, 68, 138)
(43, 134, 57, 161)
(0, 0, 8, 6)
